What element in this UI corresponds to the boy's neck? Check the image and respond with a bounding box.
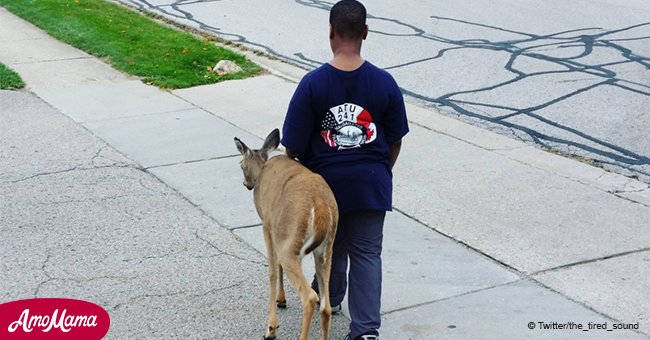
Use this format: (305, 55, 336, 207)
(329, 54, 365, 72)
(329, 42, 364, 71)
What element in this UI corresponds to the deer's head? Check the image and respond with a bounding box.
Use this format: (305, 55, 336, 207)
(234, 129, 280, 190)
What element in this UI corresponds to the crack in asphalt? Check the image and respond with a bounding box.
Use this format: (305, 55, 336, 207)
(33, 254, 142, 296)
(6, 163, 145, 184)
(33, 195, 136, 207)
(121, 247, 223, 265)
(34, 254, 54, 296)
(108, 281, 244, 312)
(10, 167, 80, 184)
(4, 141, 143, 184)
(122, 248, 188, 265)
(193, 229, 268, 267)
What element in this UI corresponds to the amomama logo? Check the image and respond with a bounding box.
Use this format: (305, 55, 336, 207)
(0, 298, 110, 339)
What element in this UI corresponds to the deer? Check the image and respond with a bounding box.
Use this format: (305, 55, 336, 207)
(234, 128, 339, 340)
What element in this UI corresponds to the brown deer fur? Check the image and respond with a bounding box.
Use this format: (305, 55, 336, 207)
(234, 129, 339, 340)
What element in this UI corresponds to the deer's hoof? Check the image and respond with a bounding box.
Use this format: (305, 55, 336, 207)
(276, 300, 287, 308)
(264, 325, 278, 340)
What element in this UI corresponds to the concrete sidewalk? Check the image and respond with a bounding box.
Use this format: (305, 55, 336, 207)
(1, 7, 649, 340)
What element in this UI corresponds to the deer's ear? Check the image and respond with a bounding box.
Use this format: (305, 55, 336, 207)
(234, 137, 250, 155)
(262, 128, 280, 153)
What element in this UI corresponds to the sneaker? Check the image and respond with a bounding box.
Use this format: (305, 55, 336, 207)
(312, 286, 342, 315)
(316, 301, 342, 315)
(344, 332, 379, 340)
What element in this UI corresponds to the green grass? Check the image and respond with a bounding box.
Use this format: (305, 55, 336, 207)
(0, 0, 261, 89)
(0, 63, 25, 90)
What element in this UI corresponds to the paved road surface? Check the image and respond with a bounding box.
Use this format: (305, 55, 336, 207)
(2, 6, 650, 337)
(121, 0, 650, 182)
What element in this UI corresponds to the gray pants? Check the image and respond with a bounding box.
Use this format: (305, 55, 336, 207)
(314, 210, 386, 338)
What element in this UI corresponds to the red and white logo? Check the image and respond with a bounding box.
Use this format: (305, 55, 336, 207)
(321, 103, 377, 150)
(0, 298, 110, 339)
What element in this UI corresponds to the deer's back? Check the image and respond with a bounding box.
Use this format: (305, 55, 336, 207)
(254, 155, 337, 224)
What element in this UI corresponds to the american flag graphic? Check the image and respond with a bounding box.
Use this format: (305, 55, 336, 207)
(321, 130, 337, 147)
(321, 110, 338, 130)
(321, 110, 338, 147)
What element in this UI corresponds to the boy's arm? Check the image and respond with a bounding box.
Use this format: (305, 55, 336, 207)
(282, 76, 313, 162)
(384, 78, 409, 170)
(389, 139, 402, 170)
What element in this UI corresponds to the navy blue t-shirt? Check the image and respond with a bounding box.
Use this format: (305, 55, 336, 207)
(281, 61, 409, 213)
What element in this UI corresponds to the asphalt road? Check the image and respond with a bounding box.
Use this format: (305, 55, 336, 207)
(120, 0, 650, 182)
(2, 6, 650, 337)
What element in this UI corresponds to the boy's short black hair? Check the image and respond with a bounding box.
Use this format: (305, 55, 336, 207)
(329, 0, 367, 39)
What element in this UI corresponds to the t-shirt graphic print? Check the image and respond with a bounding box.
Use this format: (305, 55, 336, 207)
(320, 102, 377, 150)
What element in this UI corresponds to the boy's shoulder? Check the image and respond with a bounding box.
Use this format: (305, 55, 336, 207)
(364, 61, 394, 79)
(363, 62, 400, 90)
(302, 61, 396, 83)
(301, 63, 330, 82)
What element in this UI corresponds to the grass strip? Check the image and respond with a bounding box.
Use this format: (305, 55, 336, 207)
(0, 0, 261, 89)
(0, 63, 25, 90)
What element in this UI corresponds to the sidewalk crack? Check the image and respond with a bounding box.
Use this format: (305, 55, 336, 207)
(381, 279, 522, 316)
(145, 154, 240, 170)
(10, 56, 93, 66)
(531, 247, 650, 276)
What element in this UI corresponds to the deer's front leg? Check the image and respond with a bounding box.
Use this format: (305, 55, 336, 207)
(263, 226, 279, 340)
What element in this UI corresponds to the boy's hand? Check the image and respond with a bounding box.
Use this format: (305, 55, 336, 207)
(285, 148, 301, 162)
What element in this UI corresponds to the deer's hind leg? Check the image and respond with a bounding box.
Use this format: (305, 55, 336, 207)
(276, 264, 287, 308)
(313, 239, 333, 340)
(263, 225, 280, 340)
(280, 254, 318, 340)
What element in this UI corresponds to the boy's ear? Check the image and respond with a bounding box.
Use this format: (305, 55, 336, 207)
(234, 137, 249, 155)
(261, 129, 280, 153)
(329, 24, 335, 40)
(362, 24, 368, 40)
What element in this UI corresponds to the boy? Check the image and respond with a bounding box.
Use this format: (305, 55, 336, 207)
(281, 1, 409, 339)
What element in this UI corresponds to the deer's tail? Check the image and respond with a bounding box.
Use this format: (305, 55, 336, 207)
(300, 199, 336, 256)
